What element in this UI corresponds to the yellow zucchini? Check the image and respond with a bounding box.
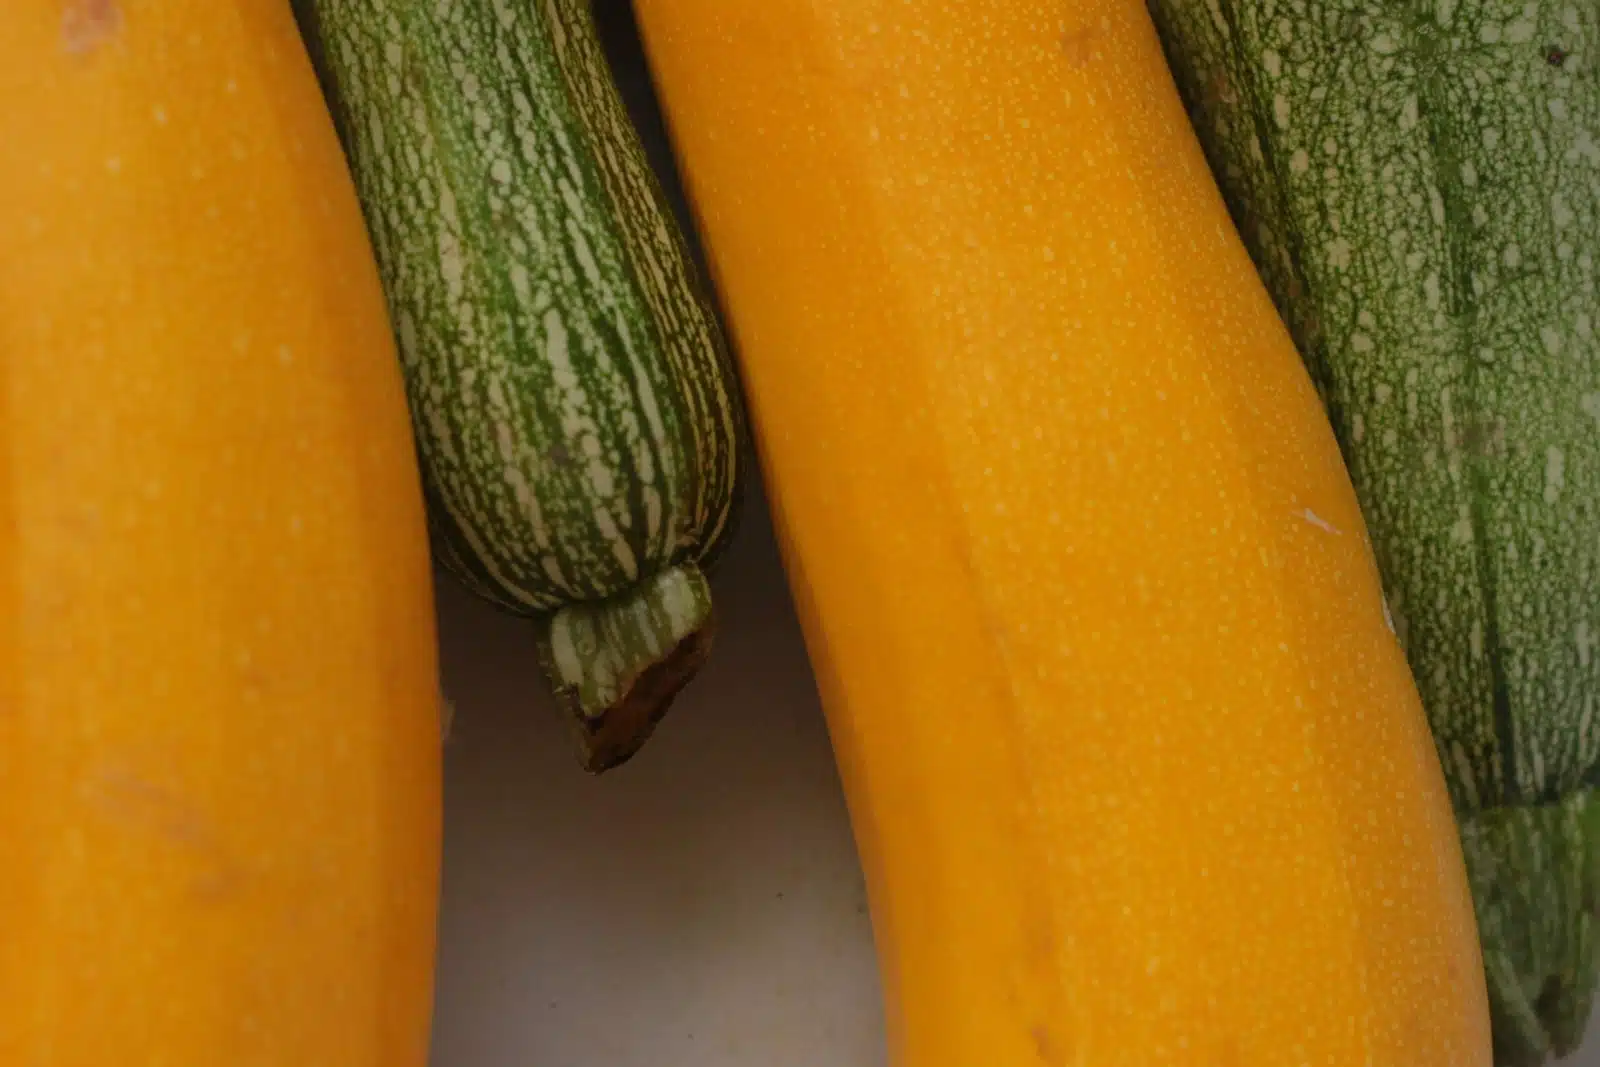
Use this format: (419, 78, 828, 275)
(0, 2, 442, 1063)
(633, 0, 1496, 1062)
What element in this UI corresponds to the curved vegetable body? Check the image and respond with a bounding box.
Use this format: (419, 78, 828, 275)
(295, 0, 748, 771)
(1144, 0, 1600, 1058)
(1462, 788, 1600, 1062)
(634, 1, 1495, 1063)
(0, 2, 443, 1064)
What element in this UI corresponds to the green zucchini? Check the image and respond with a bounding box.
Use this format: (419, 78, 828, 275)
(1144, 0, 1600, 1058)
(293, 0, 747, 772)
(1465, 789, 1600, 1065)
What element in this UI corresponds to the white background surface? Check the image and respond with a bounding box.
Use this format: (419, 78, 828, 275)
(424, 3, 1600, 1064)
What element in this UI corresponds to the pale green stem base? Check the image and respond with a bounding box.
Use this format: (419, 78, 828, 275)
(535, 563, 716, 774)
(1460, 789, 1600, 1067)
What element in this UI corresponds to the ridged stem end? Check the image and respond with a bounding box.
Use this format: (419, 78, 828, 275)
(535, 563, 716, 774)
(1460, 788, 1600, 1067)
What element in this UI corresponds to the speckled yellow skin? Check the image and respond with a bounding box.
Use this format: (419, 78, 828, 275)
(635, 1, 1496, 1063)
(0, 3, 442, 1065)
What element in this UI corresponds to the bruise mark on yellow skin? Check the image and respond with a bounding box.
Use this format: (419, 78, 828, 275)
(61, 0, 121, 56)
(85, 763, 250, 903)
(1030, 1022, 1065, 1064)
(1059, 21, 1105, 67)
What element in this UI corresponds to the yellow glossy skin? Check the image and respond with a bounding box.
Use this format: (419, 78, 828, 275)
(634, 1, 1496, 1064)
(0, 3, 442, 1064)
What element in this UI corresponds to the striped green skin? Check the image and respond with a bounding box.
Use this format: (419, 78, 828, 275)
(295, 0, 747, 770)
(1145, 0, 1600, 1057)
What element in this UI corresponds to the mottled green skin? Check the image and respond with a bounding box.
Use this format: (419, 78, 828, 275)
(295, 0, 747, 768)
(1146, 0, 1600, 1056)
(1463, 791, 1600, 1066)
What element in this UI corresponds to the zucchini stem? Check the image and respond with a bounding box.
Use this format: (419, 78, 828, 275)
(535, 563, 716, 773)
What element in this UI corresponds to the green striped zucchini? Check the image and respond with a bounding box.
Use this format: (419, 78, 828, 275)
(293, 0, 747, 772)
(1144, 1, 1600, 1060)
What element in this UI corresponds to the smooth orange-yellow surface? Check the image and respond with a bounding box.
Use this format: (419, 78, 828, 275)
(635, 2, 1495, 1064)
(0, 3, 442, 1065)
